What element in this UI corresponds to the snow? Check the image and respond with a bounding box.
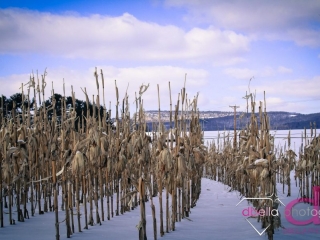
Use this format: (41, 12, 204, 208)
(1, 176, 319, 239)
(1, 129, 320, 239)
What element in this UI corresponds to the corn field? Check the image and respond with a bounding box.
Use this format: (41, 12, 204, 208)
(204, 93, 320, 240)
(0, 69, 206, 240)
(0, 69, 319, 240)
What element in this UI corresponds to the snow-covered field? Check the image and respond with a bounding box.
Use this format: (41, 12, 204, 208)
(2, 176, 319, 240)
(204, 129, 319, 153)
(1, 129, 319, 240)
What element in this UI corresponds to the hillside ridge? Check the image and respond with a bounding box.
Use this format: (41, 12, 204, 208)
(144, 110, 320, 131)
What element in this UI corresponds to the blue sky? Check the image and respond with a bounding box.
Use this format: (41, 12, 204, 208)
(0, 0, 319, 114)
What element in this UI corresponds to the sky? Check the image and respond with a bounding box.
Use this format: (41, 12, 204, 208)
(0, 0, 320, 114)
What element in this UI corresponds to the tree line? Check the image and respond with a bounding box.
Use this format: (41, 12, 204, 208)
(0, 93, 114, 131)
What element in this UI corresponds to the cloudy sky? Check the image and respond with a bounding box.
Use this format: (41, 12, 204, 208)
(0, 0, 319, 114)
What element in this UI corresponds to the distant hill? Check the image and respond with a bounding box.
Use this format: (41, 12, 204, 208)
(144, 111, 320, 131)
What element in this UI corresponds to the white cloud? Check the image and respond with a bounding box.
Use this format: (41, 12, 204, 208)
(223, 68, 255, 80)
(164, 0, 320, 47)
(231, 74, 320, 113)
(2, 66, 318, 114)
(259, 67, 274, 78)
(223, 66, 275, 79)
(266, 97, 283, 105)
(0, 73, 29, 98)
(248, 76, 320, 99)
(0, 8, 250, 65)
(0, 65, 209, 113)
(264, 97, 306, 113)
(287, 28, 320, 48)
(278, 66, 292, 74)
